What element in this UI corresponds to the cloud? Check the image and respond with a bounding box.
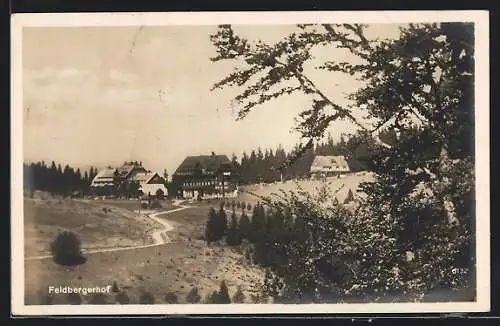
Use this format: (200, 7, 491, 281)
(28, 66, 89, 82)
(109, 69, 136, 84)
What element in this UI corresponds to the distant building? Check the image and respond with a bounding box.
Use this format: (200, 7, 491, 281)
(172, 152, 238, 199)
(90, 161, 167, 198)
(116, 161, 147, 183)
(309, 155, 350, 179)
(90, 167, 118, 196)
(135, 171, 168, 199)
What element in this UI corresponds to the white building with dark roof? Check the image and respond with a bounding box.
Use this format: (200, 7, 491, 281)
(310, 155, 350, 179)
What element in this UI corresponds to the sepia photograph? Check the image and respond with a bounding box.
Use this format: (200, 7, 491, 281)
(11, 11, 490, 315)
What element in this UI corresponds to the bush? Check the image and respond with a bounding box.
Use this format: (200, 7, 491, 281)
(50, 231, 86, 266)
(115, 292, 131, 304)
(343, 189, 354, 204)
(186, 287, 201, 303)
(88, 293, 107, 304)
(206, 280, 231, 304)
(111, 281, 120, 293)
(66, 293, 82, 305)
(139, 292, 155, 304)
(150, 200, 162, 209)
(232, 286, 245, 303)
(164, 292, 178, 304)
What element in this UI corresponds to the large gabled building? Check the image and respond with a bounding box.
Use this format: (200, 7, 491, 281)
(309, 155, 350, 179)
(172, 152, 238, 199)
(90, 167, 118, 196)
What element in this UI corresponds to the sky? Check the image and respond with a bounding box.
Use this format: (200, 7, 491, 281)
(22, 24, 403, 174)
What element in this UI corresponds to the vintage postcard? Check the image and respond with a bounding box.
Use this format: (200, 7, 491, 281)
(11, 11, 490, 315)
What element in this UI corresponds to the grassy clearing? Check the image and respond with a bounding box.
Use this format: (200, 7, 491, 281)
(237, 172, 374, 207)
(24, 197, 166, 257)
(25, 215, 265, 304)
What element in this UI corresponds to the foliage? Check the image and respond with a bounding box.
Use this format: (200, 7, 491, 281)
(66, 293, 82, 305)
(50, 231, 86, 266)
(206, 280, 232, 304)
(210, 22, 475, 302)
(88, 293, 107, 304)
(232, 286, 246, 303)
(343, 189, 354, 204)
(23, 161, 93, 197)
(238, 210, 251, 240)
(115, 292, 131, 304)
(164, 292, 178, 304)
(226, 209, 242, 246)
(186, 287, 202, 303)
(206, 204, 230, 243)
(139, 292, 155, 304)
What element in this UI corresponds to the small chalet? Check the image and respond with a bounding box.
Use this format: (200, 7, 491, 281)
(135, 171, 168, 199)
(310, 155, 350, 179)
(172, 152, 237, 199)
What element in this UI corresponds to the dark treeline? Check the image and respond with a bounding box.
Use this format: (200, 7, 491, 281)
(231, 130, 395, 185)
(23, 161, 98, 197)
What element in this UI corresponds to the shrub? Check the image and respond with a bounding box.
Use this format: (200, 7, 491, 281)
(111, 281, 120, 293)
(226, 210, 242, 246)
(66, 293, 82, 305)
(186, 287, 201, 303)
(88, 293, 107, 304)
(343, 189, 354, 204)
(150, 200, 162, 209)
(50, 231, 86, 266)
(139, 292, 155, 304)
(164, 292, 178, 304)
(206, 281, 231, 304)
(116, 292, 131, 304)
(232, 286, 245, 303)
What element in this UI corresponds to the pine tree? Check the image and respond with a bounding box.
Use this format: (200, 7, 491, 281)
(217, 281, 231, 304)
(238, 210, 251, 240)
(205, 207, 218, 243)
(344, 189, 354, 204)
(232, 286, 245, 303)
(226, 209, 241, 246)
(186, 287, 201, 303)
(217, 202, 228, 240)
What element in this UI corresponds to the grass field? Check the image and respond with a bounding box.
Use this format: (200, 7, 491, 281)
(232, 172, 374, 208)
(24, 174, 373, 305)
(23, 197, 171, 257)
(24, 197, 265, 305)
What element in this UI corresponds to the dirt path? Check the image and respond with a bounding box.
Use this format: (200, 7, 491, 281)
(24, 200, 191, 261)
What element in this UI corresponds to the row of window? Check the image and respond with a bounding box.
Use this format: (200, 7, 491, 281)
(183, 180, 224, 187)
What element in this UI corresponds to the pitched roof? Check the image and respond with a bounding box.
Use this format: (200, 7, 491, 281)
(116, 163, 145, 178)
(310, 155, 350, 173)
(130, 171, 163, 183)
(91, 168, 116, 185)
(173, 154, 232, 176)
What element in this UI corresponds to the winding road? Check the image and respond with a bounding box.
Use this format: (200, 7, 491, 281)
(24, 200, 191, 261)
